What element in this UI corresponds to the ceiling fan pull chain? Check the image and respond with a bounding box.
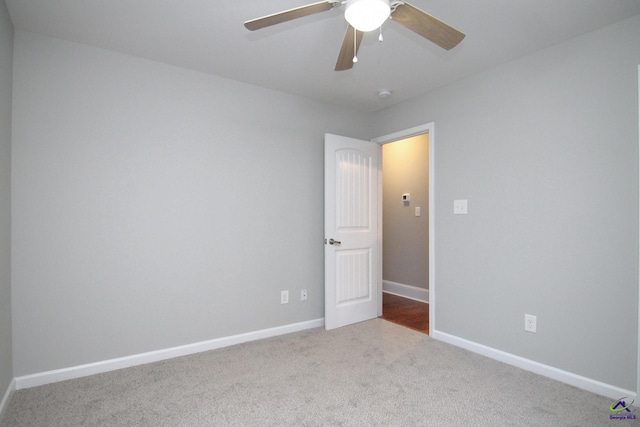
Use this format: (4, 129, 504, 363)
(352, 28, 358, 63)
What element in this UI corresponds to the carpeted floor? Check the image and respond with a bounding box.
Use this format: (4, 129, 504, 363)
(0, 319, 625, 426)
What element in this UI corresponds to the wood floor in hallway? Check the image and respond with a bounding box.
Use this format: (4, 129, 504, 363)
(381, 292, 429, 334)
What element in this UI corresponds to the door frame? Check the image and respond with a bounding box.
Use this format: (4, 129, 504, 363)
(372, 122, 435, 333)
(636, 65, 639, 399)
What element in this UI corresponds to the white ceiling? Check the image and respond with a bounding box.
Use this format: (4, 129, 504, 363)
(5, 0, 640, 112)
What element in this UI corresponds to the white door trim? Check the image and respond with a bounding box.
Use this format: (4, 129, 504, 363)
(636, 65, 639, 399)
(372, 122, 435, 332)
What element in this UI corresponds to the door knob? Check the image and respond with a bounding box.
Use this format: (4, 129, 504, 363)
(329, 238, 341, 245)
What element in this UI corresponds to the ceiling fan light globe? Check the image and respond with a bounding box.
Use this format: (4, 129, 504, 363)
(344, 0, 390, 32)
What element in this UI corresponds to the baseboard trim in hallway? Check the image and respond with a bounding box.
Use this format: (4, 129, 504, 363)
(382, 280, 428, 303)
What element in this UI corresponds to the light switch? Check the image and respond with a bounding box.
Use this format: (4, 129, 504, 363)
(415, 207, 421, 217)
(454, 199, 468, 214)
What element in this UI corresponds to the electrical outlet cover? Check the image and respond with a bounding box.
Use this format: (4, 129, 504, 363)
(454, 199, 468, 214)
(524, 314, 537, 333)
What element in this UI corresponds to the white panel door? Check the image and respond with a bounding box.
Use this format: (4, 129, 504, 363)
(324, 133, 380, 330)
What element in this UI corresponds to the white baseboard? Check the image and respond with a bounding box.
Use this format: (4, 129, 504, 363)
(383, 280, 428, 303)
(431, 329, 635, 402)
(0, 378, 16, 420)
(15, 318, 325, 390)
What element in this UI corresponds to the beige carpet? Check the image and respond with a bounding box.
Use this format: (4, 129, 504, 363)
(1, 319, 621, 426)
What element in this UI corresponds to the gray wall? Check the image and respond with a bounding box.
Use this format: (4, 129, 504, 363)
(0, 0, 13, 404)
(370, 15, 640, 391)
(11, 31, 369, 376)
(382, 134, 429, 289)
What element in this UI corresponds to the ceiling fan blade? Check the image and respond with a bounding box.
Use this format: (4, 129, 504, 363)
(244, 1, 337, 31)
(335, 25, 364, 71)
(391, 3, 465, 50)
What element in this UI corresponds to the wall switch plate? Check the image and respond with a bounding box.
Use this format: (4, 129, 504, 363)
(301, 289, 307, 301)
(415, 207, 421, 217)
(524, 314, 537, 333)
(454, 199, 468, 214)
(281, 290, 289, 304)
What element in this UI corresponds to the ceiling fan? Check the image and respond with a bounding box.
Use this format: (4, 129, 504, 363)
(244, 0, 465, 71)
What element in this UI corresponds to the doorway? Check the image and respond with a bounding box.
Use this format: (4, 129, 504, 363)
(372, 123, 435, 335)
(380, 134, 429, 333)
